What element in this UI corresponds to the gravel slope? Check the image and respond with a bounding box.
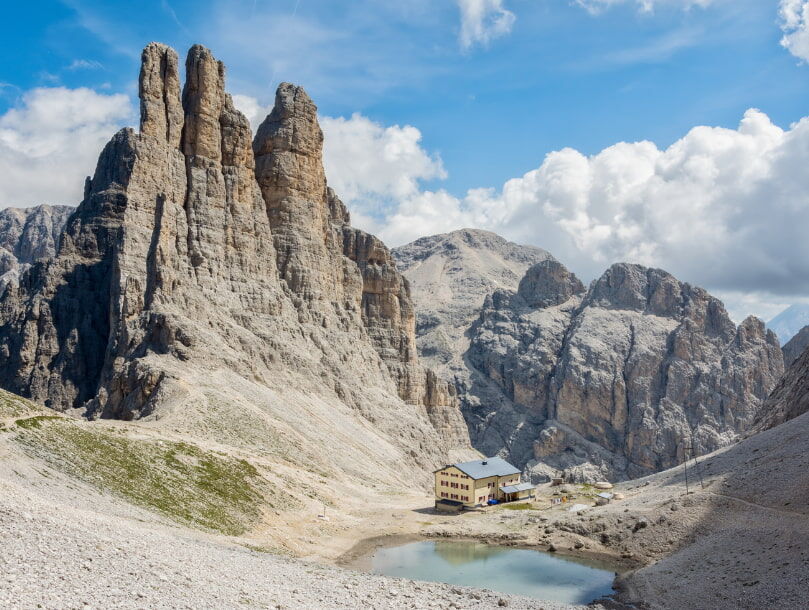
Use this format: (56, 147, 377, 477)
(0, 407, 595, 610)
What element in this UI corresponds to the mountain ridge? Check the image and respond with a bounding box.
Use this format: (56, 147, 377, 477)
(397, 234, 784, 482)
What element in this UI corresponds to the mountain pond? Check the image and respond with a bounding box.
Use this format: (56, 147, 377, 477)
(352, 539, 616, 604)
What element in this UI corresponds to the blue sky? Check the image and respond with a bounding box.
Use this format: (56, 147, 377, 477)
(2, 0, 809, 324)
(2, 1, 807, 193)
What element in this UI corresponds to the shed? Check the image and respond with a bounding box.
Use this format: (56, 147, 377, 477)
(499, 482, 536, 503)
(595, 492, 613, 506)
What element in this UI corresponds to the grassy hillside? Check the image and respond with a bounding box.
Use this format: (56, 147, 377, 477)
(1, 390, 289, 536)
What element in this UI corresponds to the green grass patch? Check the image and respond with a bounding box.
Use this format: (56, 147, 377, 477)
(14, 415, 62, 429)
(0, 389, 39, 418)
(501, 502, 534, 511)
(13, 417, 289, 536)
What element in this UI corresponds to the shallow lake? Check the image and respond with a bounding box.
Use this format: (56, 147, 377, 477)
(363, 540, 616, 604)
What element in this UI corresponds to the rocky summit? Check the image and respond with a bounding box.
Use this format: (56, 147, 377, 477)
(0, 43, 470, 490)
(399, 236, 785, 482)
(392, 228, 552, 381)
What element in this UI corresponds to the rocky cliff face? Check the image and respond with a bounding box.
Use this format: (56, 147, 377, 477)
(781, 325, 809, 368)
(0, 43, 470, 484)
(755, 330, 809, 432)
(398, 231, 785, 482)
(470, 261, 784, 480)
(0, 205, 73, 287)
(392, 229, 551, 377)
(392, 230, 551, 449)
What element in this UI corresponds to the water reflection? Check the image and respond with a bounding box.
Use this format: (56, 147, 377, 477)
(433, 540, 509, 566)
(369, 540, 615, 604)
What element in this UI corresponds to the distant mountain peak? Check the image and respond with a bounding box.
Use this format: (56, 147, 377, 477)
(768, 303, 809, 345)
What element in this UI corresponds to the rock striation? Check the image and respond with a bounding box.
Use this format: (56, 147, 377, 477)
(469, 261, 784, 480)
(398, 231, 785, 482)
(0, 205, 73, 288)
(0, 43, 469, 481)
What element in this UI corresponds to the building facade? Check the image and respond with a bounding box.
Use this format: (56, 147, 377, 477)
(434, 457, 533, 508)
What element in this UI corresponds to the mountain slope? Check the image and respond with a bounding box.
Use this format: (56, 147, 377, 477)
(781, 324, 809, 367)
(0, 42, 471, 507)
(613, 407, 809, 609)
(754, 327, 809, 431)
(0, 387, 576, 609)
(393, 229, 552, 378)
(0, 205, 72, 287)
(398, 231, 784, 482)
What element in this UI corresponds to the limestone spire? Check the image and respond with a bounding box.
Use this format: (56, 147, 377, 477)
(181, 44, 227, 161)
(138, 42, 183, 147)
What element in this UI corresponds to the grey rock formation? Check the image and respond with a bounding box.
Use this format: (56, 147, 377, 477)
(398, 230, 785, 482)
(468, 261, 784, 481)
(393, 230, 552, 452)
(393, 229, 551, 376)
(755, 329, 809, 431)
(0, 205, 73, 287)
(0, 43, 469, 477)
(781, 325, 809, 368)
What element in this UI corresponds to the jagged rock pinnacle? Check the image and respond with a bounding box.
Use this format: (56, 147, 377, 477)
(139, 42, 183, 147)
(0, 42, 469, 461)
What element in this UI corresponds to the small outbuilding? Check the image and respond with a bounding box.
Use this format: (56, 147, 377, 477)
(499, 482, 536, 503)
(595, 492, 614, 506)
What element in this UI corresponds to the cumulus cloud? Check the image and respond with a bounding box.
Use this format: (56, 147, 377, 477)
(230, 94, 272, 132)
(0, 87, 134, 208)
(232, 94, 446, 229)
(357, 109, 809, 321)
(233, 90, 809, 319)
(456, 0, 516, 50)
(780, 0, 809, 61)
(319, 114, 446, 217)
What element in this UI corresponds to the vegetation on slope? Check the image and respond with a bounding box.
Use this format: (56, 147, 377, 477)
(0, 391, 38, 419)
(1, 390, 289, 536)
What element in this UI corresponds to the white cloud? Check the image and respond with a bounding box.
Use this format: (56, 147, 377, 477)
(457, 0, 516, 50)
(779, 0, 809, 62)
(354, 108, 809, 321)
(232, 94, 446, 228)
(230, 94, 272, 132)
(0, 87, 134, 208)
(320, 113, 446, 215)
(575, 0, 713, 15)
(67, 59, 103, 71)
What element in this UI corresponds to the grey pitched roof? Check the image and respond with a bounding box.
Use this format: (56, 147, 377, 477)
(500, 482, 535, 494)
(448, 457, 520, 480)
